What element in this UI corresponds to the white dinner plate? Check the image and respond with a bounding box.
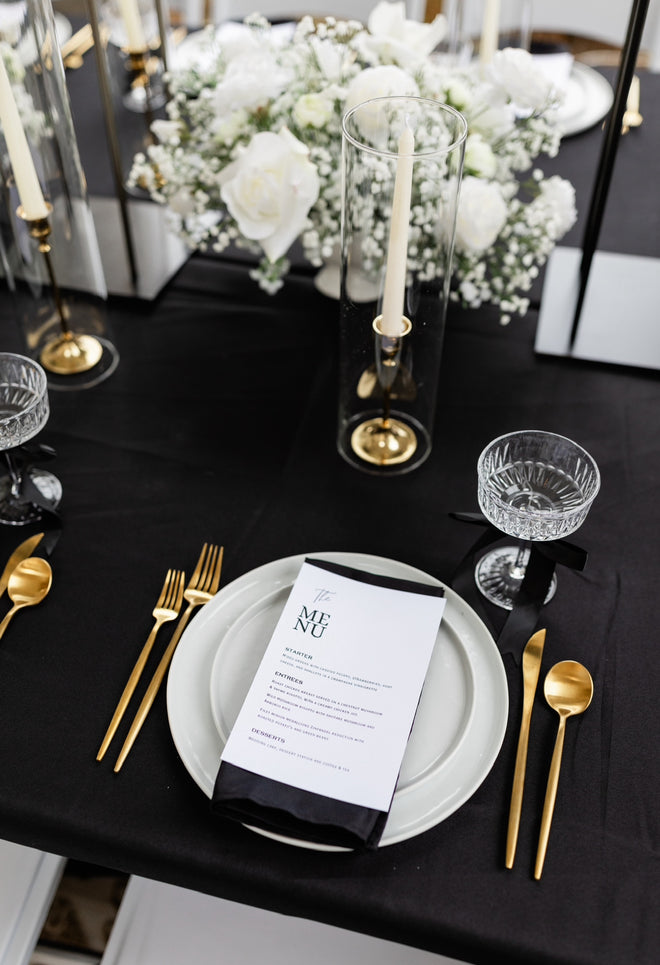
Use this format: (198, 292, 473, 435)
(555, 62, 614, 137)
(167, 552, 509, 849)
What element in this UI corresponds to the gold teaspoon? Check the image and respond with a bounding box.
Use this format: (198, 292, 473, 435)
(534, 660, 593, 880)
(0, 557, 52, 641)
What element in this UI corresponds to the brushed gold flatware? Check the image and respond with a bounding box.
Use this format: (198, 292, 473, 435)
(505, 628, 546, 869)
(96, 568, 185, 762)
(114, 543, 224, 772)
(0, 533, 44, 600)
(0, 557, 52, 640)
(534, 660, 593, 880)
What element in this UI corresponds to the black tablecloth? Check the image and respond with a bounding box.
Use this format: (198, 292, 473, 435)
(0, 68, 659, 965)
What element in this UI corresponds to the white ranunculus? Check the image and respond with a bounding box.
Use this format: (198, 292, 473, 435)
(310, 36, 346, 82)
(293, 92, 334, 129)
(210, 109, 249, 145)
(363, 1, 447, 68)
(469, 91, 516, 140)
(216, 21, 262, 62)
(488, 48, 554, 111)
(219, 128, 320, 262)
(168, 187, 197, 217)
(455, 176, 508, 253)
(444, 77, 474, 114)
(211, 52, 291, 115)
(150, 120, 182, 146)
(464, 133, 497, 178)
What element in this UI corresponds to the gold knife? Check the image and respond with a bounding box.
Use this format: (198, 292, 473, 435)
(0, 533, 44, 600)
(505, 628, 546, 869)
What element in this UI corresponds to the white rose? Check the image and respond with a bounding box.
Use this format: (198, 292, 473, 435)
(220, 128, 320, 262)
(344, 66, 420, 146)
(211, 52, 291, 115)
(363, 1, 447, 67)
(464, 133, 497, 178)
(344, 65, 420, 114)
(534, 175, 577, 238)
(488, 48, 554, 111)
(455, 176, 508, 253)
(293, 92, 334, 129)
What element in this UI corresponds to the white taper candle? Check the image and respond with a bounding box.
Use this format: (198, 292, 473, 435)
(479, 0, 501, 65)
(380, 123, 415, 338)
(0, 56, 49, 220)
(118, 0, 147, 52)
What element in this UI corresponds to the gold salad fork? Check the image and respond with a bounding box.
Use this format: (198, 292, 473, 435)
(114, 543, 224, 772)
(96, 569, 185, 762)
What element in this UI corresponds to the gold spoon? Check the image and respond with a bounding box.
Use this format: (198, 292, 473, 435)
(534, 660, 593, 879)
(0, 557, 52, 641)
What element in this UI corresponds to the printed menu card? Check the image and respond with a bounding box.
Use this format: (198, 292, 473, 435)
(212, 558, 446, 849)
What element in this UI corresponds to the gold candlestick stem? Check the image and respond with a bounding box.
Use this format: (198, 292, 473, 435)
(350, 315, 417, 467)
(18, 206, 103, 376)
(126, 50, 156, 126)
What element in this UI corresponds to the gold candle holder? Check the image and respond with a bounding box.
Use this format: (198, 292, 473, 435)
(18, 205, 104, 376)
(124, 48, 165, 118)
(350, 315, 416, 467)
(338, 96, 466, 475)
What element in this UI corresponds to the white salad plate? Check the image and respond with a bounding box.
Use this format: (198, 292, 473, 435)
(556, 62, 614, 137)
(167, 552, 508, 850)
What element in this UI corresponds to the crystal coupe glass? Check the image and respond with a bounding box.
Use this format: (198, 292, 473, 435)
(0, 353, 61, 525)
(475, 430, 600, 609)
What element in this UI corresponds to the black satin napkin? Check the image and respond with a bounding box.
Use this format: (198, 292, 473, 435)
(450, 511, 588, 662)
(212, 557, 445, 851)
(6, 444, 62, 553)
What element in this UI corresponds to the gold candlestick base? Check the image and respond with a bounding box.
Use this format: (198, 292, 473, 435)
(40, 331, 104, 375)
(18, 205, 105, 377)
(351, 416, 417, 466)
(123, 48, 166, 115)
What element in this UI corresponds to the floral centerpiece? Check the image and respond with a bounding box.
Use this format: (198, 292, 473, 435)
(129, 2, 577, 323)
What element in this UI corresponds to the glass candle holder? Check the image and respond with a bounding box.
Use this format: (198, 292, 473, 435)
(337, 95, 467, 475)
(0, 0, 118, 390)
(100, 0, 166, 114)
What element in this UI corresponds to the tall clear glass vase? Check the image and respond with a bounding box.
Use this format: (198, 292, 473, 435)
(337, 96, 467, 476)
(0, 0, 118, 390)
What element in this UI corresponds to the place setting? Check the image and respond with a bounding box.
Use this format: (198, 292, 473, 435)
(83, 422, 601, 873)
(0, 3, 615, 919)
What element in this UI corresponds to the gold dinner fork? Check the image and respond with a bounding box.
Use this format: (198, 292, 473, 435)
(114, 543, 224, 772)
(96, 568, 185, 762)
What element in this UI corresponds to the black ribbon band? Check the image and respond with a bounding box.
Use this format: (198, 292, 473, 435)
(4, 444, 62, 554)
(449, 512, 588, 662)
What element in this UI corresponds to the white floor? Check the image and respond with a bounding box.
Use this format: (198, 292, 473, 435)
(100, 875, 467, 965)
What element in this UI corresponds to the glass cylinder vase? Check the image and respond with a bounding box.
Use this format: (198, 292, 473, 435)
(0, 0, 118, 390)
(337, 96, 467, 476)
